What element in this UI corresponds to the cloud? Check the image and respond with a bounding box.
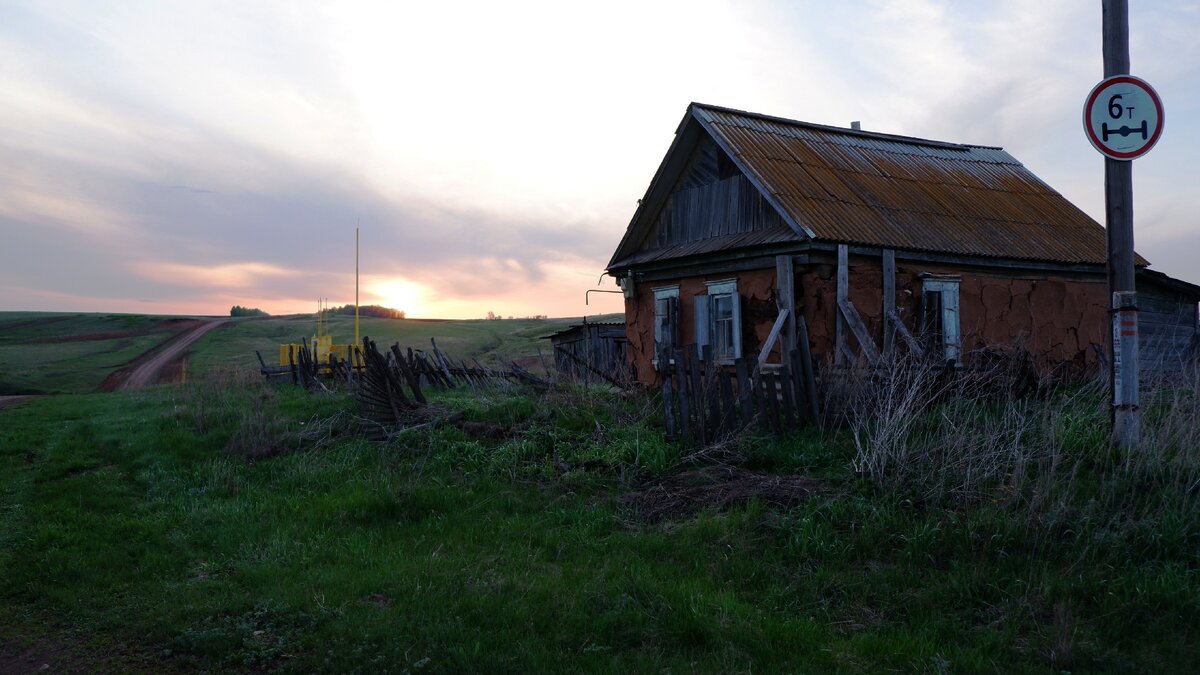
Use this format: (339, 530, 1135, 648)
(133, 261, 299, 288)
(3, 0, 1199, 319)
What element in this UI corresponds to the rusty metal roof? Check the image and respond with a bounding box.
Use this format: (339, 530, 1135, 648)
(609, 103, 1140, 269)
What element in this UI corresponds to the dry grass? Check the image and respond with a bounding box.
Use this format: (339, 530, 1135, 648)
(844, 348, 1200, 528)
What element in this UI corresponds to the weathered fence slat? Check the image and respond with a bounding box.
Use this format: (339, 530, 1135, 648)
(684, 344, 706, 446)
(779, 365, 796, 431)
(674, 348, 690, 441)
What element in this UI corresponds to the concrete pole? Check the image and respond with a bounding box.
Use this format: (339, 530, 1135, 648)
(1103, 0, 1139, 446)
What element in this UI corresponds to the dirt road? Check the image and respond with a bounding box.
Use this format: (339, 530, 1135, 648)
(0, 395, 34, 411)
(116, 319, 228, 390)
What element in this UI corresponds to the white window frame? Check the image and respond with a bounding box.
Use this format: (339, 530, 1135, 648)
(652, 285, 679, 366)
(921, 277, 961, 365)
(705, 279, 742, 363)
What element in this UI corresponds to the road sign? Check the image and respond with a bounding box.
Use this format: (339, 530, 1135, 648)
(1083, 75, 1164, 160)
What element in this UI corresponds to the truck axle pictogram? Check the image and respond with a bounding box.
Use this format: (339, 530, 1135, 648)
(1102, 120, 1148, 142)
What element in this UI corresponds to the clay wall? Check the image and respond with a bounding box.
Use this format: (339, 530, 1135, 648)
(798, 259, 1108, 374)
(623, 257, 1109, 386)
(624, 267, 778, 385)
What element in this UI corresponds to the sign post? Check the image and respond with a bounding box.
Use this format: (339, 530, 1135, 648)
(1085, 0, 1164, 448)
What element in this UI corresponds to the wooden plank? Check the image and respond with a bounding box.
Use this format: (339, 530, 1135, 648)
(838, 297, 882, 365)
(796, 315, 820, 424)
(674, 348, 691, 441)
(735, 357, 753, 426)
(883, 249, 896, 357)
(660, 347, 677, 440)
(703, 345, 721, 436)
(756, 309, 790, 367)
(755, 370, 771, 433)
(390, 344, 427, 404)
(429, 338, 456, 386)
(684, 344, 706, 445)
(776, 254, 796, 368)
(763, 371, 780, 435)
(836, 244, 848, 365)
(718, 369, 735, 435)
(779, 364, 797, 431)
(888, 309, 925, 356)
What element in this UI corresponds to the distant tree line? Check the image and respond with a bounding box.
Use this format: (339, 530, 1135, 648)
(331, 304, 406, 320)
(230, 305, 269, 317)
(486, 311, 546, 320)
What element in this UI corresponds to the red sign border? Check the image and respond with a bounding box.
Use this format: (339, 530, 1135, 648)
(1083, 75, 1165, 160)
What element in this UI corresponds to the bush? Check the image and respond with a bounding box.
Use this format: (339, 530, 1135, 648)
(230, 305, 268, 317)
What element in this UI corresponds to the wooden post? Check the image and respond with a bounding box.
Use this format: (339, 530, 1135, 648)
(779, 365, 796, 431)
(660, 346, 677, 440)
(796, 315, 819, 424)
(883, 249, 896, 358)
(684, 344, 706, 446)
(776, 255, 796, 368)
(1103, 0, 1140, 446)
(836, 245, 849, 365)
(674, 347, 691, 441)
(735, 357, 753, 426)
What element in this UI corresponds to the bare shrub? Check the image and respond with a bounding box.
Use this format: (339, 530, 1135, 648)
(846, 345, 1200, 526)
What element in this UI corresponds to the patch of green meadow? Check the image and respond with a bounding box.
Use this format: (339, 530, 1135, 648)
(0, 374, 1196, 672)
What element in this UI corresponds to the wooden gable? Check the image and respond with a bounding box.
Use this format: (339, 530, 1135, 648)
(643, 136, 789, 252)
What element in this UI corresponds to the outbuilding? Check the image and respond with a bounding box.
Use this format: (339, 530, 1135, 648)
(606, 103, 1200, 385)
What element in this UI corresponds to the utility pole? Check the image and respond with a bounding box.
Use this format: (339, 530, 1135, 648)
(1103, 0, 1137, 446)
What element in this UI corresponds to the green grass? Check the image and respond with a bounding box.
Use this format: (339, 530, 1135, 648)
(0, 311, 621, 394)
(0, 313, 200, 394)
(186, 314, 614, 375)
(1, 377, 1195, 672)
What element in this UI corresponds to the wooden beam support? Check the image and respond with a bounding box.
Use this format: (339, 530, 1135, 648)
(887, 309, 925, 356)
(883, 249, 896, 358)
(776, 254, 796, 368)
(756, 309, 790, 366)
(836, 244, 848, 365)
(838, 298, 881, 365)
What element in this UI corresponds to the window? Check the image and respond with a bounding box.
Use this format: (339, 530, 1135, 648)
(652, 285, 679, 362)
(703, 279, 742, 362)
(920, 276, 961, 365)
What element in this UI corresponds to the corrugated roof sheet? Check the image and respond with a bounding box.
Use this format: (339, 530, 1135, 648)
(611, 104, 1138, 268)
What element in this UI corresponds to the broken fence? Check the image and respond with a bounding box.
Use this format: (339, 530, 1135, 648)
(657, 343, 820, 444)
(257, 336, 547, 422)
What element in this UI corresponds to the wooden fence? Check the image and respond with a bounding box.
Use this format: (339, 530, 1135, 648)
(657, 343, 820, 443)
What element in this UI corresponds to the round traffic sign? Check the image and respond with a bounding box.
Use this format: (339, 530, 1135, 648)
(1083, 75, 1164, 160)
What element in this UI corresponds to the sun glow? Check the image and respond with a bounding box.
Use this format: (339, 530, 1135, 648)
(370, 277, 429, 318)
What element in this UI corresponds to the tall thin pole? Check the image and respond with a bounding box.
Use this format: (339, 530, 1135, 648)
(1103, 0, 1139, 446)
(355, 225, 360, 349)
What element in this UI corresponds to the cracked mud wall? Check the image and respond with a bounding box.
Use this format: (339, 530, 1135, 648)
(797, 259, 1108, 374)
(625, 258, 1110, 385)
(624, 268, 778, 385)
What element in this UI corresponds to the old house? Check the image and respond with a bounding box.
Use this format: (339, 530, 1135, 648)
(606, 103, 1200, 386)
(546, 320, 630, 384)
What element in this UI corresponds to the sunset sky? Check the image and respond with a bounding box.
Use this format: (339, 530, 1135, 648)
(3, 1, 1198, 319)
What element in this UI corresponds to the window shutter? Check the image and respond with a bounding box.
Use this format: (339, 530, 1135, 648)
(694, 295, 710, 350)
(654, 297, 668, 353)
(667, 296, 679, 351)
(942, 289, 960, 364)
(731, 293, 743, 358)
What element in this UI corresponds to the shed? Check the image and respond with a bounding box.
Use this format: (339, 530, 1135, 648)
(546, 321, 631, 384)
(606, 103, 1200, 385)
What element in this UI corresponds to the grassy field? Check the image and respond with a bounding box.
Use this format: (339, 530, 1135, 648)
(186, 313, 611, 376)
(1, 369, 1196, 672)
(0, 313, 199, 394)
(0, 311, 621, 394)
